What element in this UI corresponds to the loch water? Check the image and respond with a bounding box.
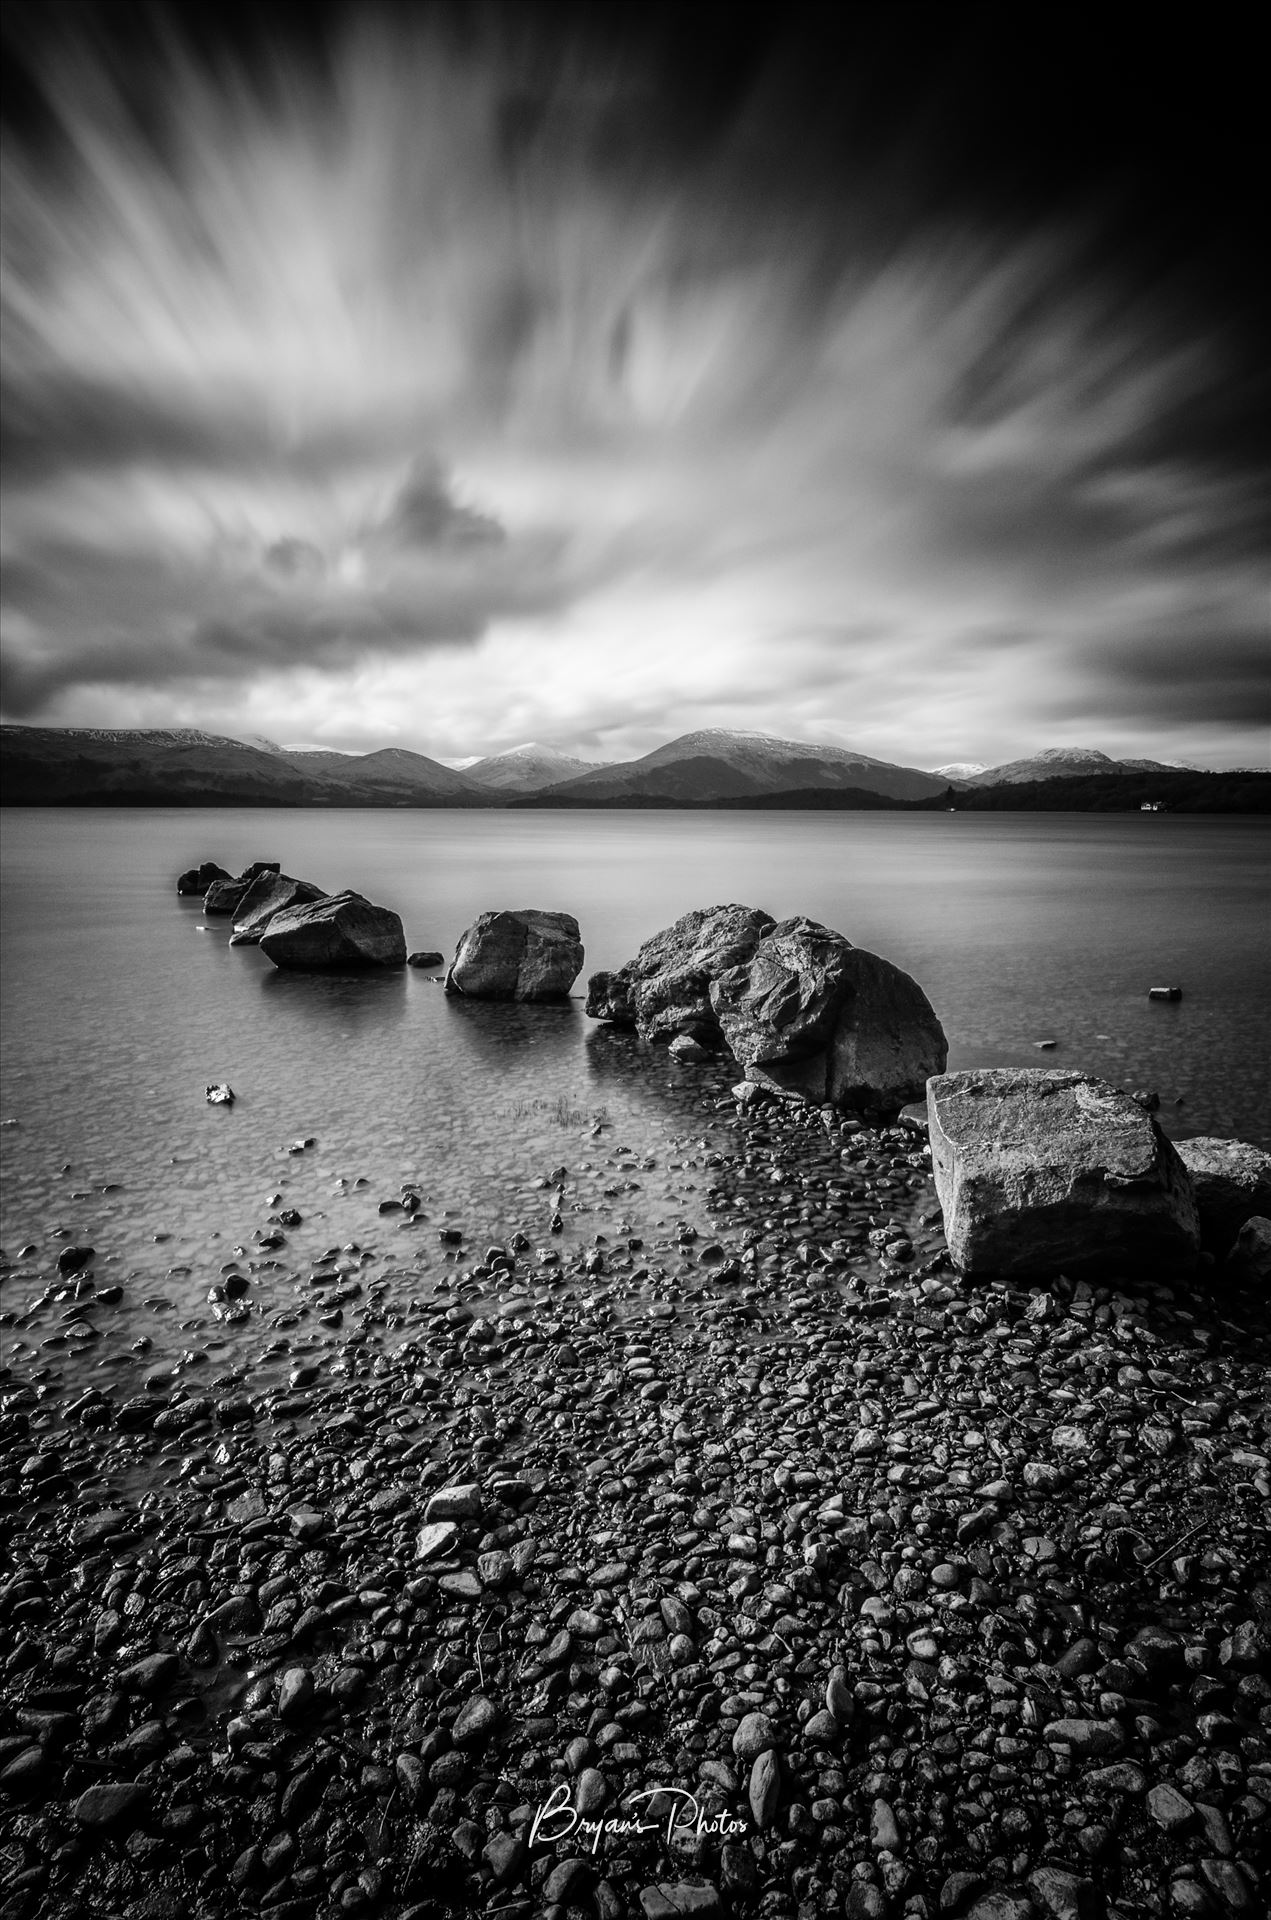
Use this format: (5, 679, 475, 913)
(1, 807, 1267, 1401)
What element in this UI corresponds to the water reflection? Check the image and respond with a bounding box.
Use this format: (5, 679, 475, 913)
(257, 964, 408, 1032)
(440, 992, 582, 1065)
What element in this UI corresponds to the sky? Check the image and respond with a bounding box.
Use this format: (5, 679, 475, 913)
(2, 0, 1267, 770)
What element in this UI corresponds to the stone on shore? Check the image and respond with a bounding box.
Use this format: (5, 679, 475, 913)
(1227, 1214, 1271, 1281)
(927, 1067, 1201, 1277)
(1174, 1137, 1271, 1254)
(586, 904, 775, 1044)
(73, 1782, 149, 1831)
(445, 909, 583, 1001)
(259, 891, 406, 970)
(177, 860, 230, 896)
(229, 872, 327, 944)
(710, 915, 947, 1112)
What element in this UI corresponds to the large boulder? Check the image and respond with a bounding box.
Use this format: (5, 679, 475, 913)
(1174, 1137, 1271, 1255)
(230, 872, 328, 945)
(710, 916, 947, 1113)
(445, 910, 583, 1001)
(927, 1068, 1201, 1278)
(585, 905, 775, 1045)
(259, 891, 406, 970)
(177, 860, 231, 897)
(202, 861, 280, 916)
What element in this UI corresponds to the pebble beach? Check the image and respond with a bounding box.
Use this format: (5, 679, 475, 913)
(2, 1069, 1268, 1920)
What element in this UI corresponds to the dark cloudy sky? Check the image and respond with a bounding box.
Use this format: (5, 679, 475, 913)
(2, 0, 1267, 768)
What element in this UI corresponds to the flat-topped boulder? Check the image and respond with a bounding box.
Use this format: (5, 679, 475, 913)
(177, 860, 231, 897)
(928, 1067, 1200, 1278)
(259, 891, 405, 970)
(445, 910, 583, 1001)
(230, 872, 328, 945)
(1174, 1137, 1271, 1255)
(586, 904, 775, 1044)
(710, 915, 947, 1113)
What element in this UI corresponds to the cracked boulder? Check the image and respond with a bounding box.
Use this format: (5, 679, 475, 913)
(585, 904, 775, 1044)
(709, 915, 947, 1113)
(445, 909, 583, 1001)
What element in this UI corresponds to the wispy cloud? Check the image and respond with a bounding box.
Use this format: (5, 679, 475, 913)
(1, 6, 1265, 765)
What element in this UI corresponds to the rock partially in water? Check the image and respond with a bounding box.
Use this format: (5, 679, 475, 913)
(445, 909, 583, 1001)
(1174, 1137, 1271, 1254)
(586, 903, 775, 1044)
(259, 890, 406, 970)
(205, 1083, 235, 1106)
(928, 1067, 1201, 1277)
(202, 861, 280, 916)
(710, 915, 947, 1113)
(229, 871, 327, 945)
(407, 949, 445, 968)
(176, 860, 231, 897)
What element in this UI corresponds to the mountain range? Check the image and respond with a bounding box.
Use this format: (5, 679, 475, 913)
(0, 723, 1229, 809)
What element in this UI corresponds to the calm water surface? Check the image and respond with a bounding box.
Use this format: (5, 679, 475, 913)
(2, 807, 1267, 1394)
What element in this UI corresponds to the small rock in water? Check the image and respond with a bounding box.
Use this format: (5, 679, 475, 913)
(206, 1083, 235, 1106)
(407, 950, 444, 968)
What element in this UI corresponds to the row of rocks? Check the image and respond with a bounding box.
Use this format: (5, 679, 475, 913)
(1, 1084, 1268, 1920)
(179, 860, 408, 970)
(182, 877, 950, 1119)
(176, 874, 1271, 1284)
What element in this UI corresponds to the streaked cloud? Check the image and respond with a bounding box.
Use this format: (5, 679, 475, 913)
(1, 5, 1265, 767)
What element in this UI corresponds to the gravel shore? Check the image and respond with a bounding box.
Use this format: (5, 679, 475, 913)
(2, 1085, 1268, 1920)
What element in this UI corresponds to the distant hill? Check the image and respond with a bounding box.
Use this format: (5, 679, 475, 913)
(531, 729, 947, 804)
(513, 782, 903, 811)
(462, 743, 605, 793)
(0, 726, 487, 807)
(973, 746, 1196, 785)
(931, 770, 1271, 813)
(930, 761, 987, 781)
(515, 771, 1270, 814)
